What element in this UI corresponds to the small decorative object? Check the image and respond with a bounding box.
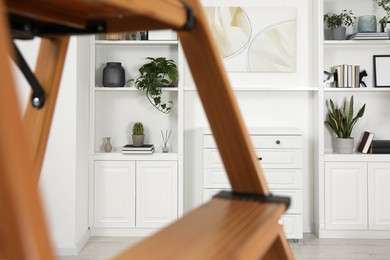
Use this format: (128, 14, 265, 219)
(373, 55, 390, 87)
(324, 10, 356, 40)
(132, 122, 145, 146)
(130, 57, 178, 114)
(161, 130, 172, 153)
(104, 137, 112, 152)
(357, 15, 377, 33)
(105, 33, 125, 40)
(325, 96, 366, 154)
(102, 62, 125, 87)
(377, 0, 390, 31)
(359, 70, 368, 88)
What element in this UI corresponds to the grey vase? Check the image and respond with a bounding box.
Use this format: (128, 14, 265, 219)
(102, 62, 125, 87)
(331, 27, 346, 40)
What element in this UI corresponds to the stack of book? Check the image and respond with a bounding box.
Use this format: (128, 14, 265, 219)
(371, 140, 390, 154)
(122, 144, 155, 154)
(332, 64, 360, 88)
(358, 131, 375, 154)
(346, 32, 389, 40)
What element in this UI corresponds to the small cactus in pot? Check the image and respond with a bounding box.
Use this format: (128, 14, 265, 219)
(132, 122, 145, 146)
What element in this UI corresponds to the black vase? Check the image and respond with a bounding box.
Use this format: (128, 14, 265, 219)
(102, 62, 125, 87)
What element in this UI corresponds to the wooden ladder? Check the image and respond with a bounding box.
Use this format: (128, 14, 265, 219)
(0, 0, 294, 259)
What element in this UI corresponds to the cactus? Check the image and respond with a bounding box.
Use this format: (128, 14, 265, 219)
(133, 122, 144, 135)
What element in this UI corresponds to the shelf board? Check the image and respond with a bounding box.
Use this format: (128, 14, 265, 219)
(184, 87, 318, 91)
(324, 40, 390, 47)
(95, 40, 178, 46)
(93, 152, 178, 161)
(324, 152, 390, 162)
(324, 87, 390, 92)
(95, 87, 179, 92)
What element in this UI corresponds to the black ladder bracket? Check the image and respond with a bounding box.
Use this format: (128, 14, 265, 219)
(12, 42, 45, 109)
(213, 190, 291, 210)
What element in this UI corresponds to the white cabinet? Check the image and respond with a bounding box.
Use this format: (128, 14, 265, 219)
(93, 161, 136, 228)
(199, 127, 303, 240)
(325, 162, 367, 230)
(92, 160, 178, 235)
(321, 160, 390, 238)
(368, 163, 390, 230)
(136, 161, 177, 228)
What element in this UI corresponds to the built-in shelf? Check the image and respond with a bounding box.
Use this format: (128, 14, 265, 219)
(324, 152, 390, 162)
(93, 152, 178, 161)
(95, 87, 179, 92)
(324, 87, 390, 92)
(324, 40, 390, 47)
(95, 40, 179, 46)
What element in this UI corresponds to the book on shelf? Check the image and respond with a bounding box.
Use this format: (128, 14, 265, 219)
(357, 131, 375, 154)
(332, 64, 360, 88)
(122, 144, 154, 151)
(370, 140, 390, 154)
(371, 140, 390, 148)
(346, 32, 389, 40)
(122, 148, 155, 154)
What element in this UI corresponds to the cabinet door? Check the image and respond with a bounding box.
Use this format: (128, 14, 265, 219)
(94, 161, 136, 228)
(325, 162, 367, 230)
(368, 163, 390, 230)
(136, 161, 178, 228)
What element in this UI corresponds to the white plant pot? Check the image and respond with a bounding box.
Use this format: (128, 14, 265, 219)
(334, 137, 354, 154)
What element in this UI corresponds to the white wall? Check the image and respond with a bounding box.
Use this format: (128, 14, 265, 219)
(14, 36, 89, 255)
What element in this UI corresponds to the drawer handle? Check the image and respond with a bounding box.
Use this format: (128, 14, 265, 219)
(258, 157, 262, 161)
(276, 140, 281, 145)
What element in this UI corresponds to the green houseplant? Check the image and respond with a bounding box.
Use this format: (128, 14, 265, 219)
(325, 96, 365, 153)
(132, 122, 144, 146)
(132, 57, 178, 114)
(378, 0, 390, 31)
(324, 10, 355, 40)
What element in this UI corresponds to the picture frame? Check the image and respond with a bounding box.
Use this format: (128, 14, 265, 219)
(373, 55, 390, 87)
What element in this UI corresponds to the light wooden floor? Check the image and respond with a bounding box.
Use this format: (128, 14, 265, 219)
(60, 233, 390, 259)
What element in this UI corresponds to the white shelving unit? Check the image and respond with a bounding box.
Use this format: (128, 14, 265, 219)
(315, 0, 390, 238)
(88, 34, 184, 236)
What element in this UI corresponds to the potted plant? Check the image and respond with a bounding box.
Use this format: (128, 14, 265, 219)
(131, 57, 178, 114)
(324, 10, 356, 40)
(132, 122, 145, 146)
(377, 0, 390, 32)
(325, 96, 365, 153)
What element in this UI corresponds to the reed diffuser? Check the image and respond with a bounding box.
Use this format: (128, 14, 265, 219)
(161, 130, 172, 153)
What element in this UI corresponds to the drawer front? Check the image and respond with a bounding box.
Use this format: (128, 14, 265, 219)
(280, 215, 303, 239)
(204, 169, 302, 189)
(204, 149, 302, 169)
(204, 135, 302, 149)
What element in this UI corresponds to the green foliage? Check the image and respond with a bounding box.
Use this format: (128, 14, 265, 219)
(132, 122, 144, 135)
(325, 96, 365, 138)
(378, 0, 390, 27)
(132, 57, 178, 114)
(324, 10, 356, 29)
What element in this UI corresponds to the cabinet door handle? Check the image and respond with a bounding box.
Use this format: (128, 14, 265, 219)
(258, 157, 262, 161)
(276, 140, 281, 145)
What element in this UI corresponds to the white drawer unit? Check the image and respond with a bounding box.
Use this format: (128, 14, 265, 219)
(200, 127, 303, 240)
